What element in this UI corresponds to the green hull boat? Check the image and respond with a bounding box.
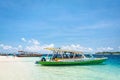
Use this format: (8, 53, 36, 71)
(36, 48, 108, 66)
(36, 58, 107, 66)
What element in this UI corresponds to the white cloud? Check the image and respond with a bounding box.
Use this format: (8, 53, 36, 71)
(96, 47, 114, 52)
(20, 38, 54, 52)
(0, 44, 18, 53)
(18, 45, 23, 50)
(28, 39, 40, 45)
(25, 45, 40, 52)
(25, 43, 54, 52)
(61, 44, 93, 52)
(18, 38, 54, 53)
(118, 46, 120, 51)
(118, 46, 120, 49)
(0, 44, 12, 50)
(21, 38, 26, 42)
(21, 38, 40, 45)
(1, 38, 117, 53)
(42, 44, 54, 48)
(0, 40, 116, 53)
(18, 45, 22, 48)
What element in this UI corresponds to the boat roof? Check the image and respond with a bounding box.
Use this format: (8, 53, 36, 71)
(45, 48, 83, 54)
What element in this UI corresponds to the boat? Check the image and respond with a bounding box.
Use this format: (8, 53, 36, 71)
(36, 48, 107, 66)
(17, 51, 42, 57)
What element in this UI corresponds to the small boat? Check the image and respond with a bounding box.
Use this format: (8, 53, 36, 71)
(36, 48, 107, 66)
(17, 51, 42, 57)
(16, 53, 42, 57)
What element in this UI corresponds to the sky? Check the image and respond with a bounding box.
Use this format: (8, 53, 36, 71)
(0, 0, 120, 53)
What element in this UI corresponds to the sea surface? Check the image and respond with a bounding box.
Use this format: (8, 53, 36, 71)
(0, 55, 120, 80)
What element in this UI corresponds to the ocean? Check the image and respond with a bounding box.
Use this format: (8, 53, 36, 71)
(0, 55, 120, 80)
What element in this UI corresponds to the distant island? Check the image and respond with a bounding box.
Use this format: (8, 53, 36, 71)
(96, 52, 120, 55)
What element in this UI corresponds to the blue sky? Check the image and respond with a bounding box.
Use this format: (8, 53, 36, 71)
(0, 0, 120, 52)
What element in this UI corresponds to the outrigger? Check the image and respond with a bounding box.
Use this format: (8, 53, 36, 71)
(36, 48, 107, 66)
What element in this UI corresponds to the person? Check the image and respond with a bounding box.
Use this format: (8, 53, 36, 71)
(41, 57, 46, 61)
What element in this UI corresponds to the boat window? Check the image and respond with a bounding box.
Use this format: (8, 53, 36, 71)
(84, 54, 93, 58)
(52, 54, 62, 59)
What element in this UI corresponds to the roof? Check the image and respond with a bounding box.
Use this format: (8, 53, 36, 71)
(45, 48, 83, 54)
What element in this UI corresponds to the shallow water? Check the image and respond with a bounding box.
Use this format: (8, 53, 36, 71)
(0, 55, 120, 80)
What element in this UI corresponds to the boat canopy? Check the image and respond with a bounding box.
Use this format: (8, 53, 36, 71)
(45, 48, 83, 54)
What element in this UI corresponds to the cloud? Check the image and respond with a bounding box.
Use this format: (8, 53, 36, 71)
(28, 39, 40, 45)
(0, 44, 18, 53)
(20, 38, 54, 52)
(61, 44, 93, 52)
(25, 45, 41, 52)
(0, 39, 54, 53)
(18, 45, 22, 48)
(96, 47, 114, 52)
(118, 46, 120, 51)
(18, 45, 23, 50)
(0, 38, 117, 53)
(0, 44, 12, 50)
(118, 46, 120, 49)
(21, 38, 26, 42)
(21, 38, 40, 45)
(25, 43, 54, 52)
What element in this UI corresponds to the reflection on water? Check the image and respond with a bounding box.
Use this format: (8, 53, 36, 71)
(0, 55, 120, 80)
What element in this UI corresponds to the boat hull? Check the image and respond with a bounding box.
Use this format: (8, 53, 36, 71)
(36, 58, 107, 66)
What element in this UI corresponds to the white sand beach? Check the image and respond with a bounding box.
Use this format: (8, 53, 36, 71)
(0, 56, 38, 80)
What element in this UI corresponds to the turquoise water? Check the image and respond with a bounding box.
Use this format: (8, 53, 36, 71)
(0, 55, 120, 80)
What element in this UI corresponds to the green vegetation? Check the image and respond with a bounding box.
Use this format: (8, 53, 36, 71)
(96, 52, 120, 55)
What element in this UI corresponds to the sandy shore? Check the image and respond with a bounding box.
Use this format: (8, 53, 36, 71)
(0, 56, 35, 80)
(0, 56, 20, 61)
